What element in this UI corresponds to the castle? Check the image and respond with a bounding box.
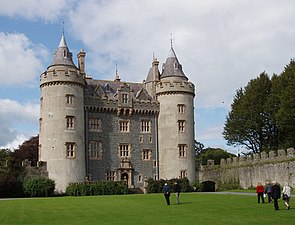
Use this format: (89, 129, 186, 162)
(39, 34, 196, 193)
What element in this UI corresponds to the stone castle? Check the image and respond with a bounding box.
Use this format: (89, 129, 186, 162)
(39, 33, 196, 193)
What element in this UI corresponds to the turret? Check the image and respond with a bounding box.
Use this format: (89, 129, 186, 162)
(144, 56, 160, 99)
(39, 33, 86, 193)
(156, 45, 195, 183)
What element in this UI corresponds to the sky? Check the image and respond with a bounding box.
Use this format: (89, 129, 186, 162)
(1, 0, 295, 154)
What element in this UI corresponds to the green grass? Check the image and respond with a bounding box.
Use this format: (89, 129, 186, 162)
(0, 193, 294, 225)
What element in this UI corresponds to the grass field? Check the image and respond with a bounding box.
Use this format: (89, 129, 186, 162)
(0, 193, 294, 225)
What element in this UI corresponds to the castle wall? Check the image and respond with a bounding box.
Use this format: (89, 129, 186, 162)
(198, 148, 295, 188)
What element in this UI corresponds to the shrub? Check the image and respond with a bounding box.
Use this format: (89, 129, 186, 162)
(146, 178, 193, 194)
(65, 181, 128, 196)
(23, 177, 55, 197)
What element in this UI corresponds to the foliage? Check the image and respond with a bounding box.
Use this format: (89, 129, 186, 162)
(194, 140, 204, 156)
(23, 177, 55, 197)
(224, 62, 295, 153)
(65, 181, 128, 196)
(196, 147, 235, 165)
(13, 135, 39, 166)
(145, 177, 193, 194)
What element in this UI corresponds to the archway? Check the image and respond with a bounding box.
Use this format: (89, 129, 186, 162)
(202, 181, 215, 192)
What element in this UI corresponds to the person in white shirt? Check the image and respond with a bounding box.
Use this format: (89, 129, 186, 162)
(282, 182, 292, 210)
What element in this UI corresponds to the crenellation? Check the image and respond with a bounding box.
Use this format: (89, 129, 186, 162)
(287, 148, 295, 157)
(253, 153, 260, 161)
(278, 149, 286, 158)
(260, 151, 268, 160)
(269, 151, 276, 159)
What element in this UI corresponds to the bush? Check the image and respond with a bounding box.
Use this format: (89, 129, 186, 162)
(23, 177, 55, 197)
(65, 181, 128, 196)
(146, 178, 193, 194)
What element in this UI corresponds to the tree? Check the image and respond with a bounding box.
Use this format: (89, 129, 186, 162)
(196, 147, 235, 165)
(223, 72, 276, 153)
(13, 135, 39, 166)
(271, 60, 295, 149)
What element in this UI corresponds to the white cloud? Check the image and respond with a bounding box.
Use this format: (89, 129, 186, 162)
(0, 0, 74, 22)
(0, 99, 39, 148)
(66, 0, 295, 109)
(0, 32, 48, 86)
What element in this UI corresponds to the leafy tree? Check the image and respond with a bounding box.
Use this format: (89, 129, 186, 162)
(223, 73, 276, 153)
(195, 140, 204, 156)
(196, 147, 235, 165)
(271, 60, 295, 149)
(13, 135, 39, 166)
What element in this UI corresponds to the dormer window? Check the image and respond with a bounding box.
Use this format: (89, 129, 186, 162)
(122, 93, 128, 103)
(63, 50, 67, 58)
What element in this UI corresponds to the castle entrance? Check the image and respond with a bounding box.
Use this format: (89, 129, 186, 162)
(121, 173, 129, 185)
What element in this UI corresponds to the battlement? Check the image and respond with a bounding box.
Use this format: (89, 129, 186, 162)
(156, 80, 195, 96)
(40, 66, 84, 87)
(206, 148, 295, 167)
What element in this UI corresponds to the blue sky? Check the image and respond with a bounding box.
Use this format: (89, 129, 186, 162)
(1, 0, 295, 154)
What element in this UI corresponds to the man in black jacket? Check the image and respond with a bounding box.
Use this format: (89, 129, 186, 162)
(271, 181, 281, 210)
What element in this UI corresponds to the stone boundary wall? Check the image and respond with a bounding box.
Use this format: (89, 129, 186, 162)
(197, 148, 295, 189)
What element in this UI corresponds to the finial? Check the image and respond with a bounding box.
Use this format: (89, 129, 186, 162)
(62, 21, 65, 35)
(170, 33, 173, 48)
(115, 64, 120, 81)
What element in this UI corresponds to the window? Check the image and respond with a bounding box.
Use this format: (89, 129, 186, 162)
(89, 141, 102, 160)
(66, 94, 74, 105)
(153, 160, 157, 168)
(119, 120, 130, 132)
(122, 93, 128, 103)
(66, 142, 75, 158)
(40, 97, 43, 108)
(154, 174, 158, 180)
(141, 120, 151, 133)
(66, 116, 75, 130)
(106, 171, 116, 181)
(89, 118, 102, 132)
(178, 104, 185, 113)
(139, 136, 143, 143)
(142, 149, 151, 160)
(119, 144, 130, 158)
(178, 144, 187, 158)
(149, 136, 152, 143)
(138, 174, 143, 182)
(178, 120, 185, 132)
(180, 170, 187, 179)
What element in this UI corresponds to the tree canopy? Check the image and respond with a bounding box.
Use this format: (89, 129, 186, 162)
(223, 59, 295, 153)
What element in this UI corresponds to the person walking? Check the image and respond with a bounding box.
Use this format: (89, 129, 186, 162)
(163, 183, 171, 205)
(256, 182, 265, 203)
(271, 181, 281, 210)
(265, 182, 273, 203)
(174, 182, 181, 204)
(282, 182, 291, 210)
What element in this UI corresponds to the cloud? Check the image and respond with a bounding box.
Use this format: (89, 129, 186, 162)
(0, 99, 39, 148)
(0, 0, 75, 22)
(0, 32, 48, 86)
(65, 0, 295, 110)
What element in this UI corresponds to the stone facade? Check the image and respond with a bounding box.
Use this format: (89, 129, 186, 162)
(39, 34, 196, 193)
(198, 148, 295, 189)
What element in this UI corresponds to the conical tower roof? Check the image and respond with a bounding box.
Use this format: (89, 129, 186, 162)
(160, 46, 187, 80)
(50, 33, 76, 67)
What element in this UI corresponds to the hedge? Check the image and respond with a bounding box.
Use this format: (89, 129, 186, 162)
(23, 177, 55, 197)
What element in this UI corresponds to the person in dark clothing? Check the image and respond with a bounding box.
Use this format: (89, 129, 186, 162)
(271, 181, 281, 210)
(163, 183, 171, 205)
(174, 182, 181, 204)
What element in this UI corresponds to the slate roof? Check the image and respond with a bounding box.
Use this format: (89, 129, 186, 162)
(85, 78, 153, 101)
(50, 33, 76, 67)
(161, 47, 188, 80)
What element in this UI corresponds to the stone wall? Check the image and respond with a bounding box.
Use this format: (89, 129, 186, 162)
(197, 148, 295, 189)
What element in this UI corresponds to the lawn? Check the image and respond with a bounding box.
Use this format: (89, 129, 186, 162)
(0, 193, 294, 225)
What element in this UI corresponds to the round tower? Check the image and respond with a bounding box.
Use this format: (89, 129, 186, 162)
(39, 33, 86, 193)
(156, 46, 195, 183)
